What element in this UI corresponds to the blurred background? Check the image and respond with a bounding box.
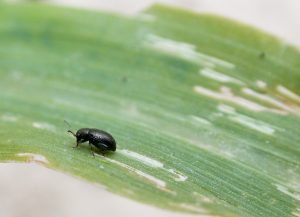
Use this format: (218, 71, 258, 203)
(1, 1, 299, 217)
(47, 0, 300, 46)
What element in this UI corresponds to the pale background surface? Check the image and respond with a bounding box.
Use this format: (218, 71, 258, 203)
(1, 1, 299, 217)
(0, 163, 198, 217)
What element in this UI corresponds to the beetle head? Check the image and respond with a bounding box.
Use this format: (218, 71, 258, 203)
(76, 128, 90, 138)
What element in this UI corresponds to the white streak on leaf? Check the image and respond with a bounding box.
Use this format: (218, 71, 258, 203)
(167, 169, 188, 182)
(192, 192, 213, 203)
(101, 156, 166, 189)
(256, 80, 267, 89)
(277, 85, 300, 103)
(32, 122, 55, 131)
(217, 104, 236, 114)
(200, 68, 243, 84)
(229, 115, 275, 135)
(189, 115, 211, 125)
(119, 149, 164, 168)
(275, 184, 300, 201)
(119, 150, 187, 183)
(179, 203, 207, 214)
(243, 88, 300, 115)
(145, 34, 235, 69)
(1, 114, 18, 122)
(194, 86, 268, 112)
(17, 153, 49, 164)
(218, 104, 276, 135)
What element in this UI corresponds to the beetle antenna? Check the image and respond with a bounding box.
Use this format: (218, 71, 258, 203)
(64, 120, 76, 137)
(64, 119, 71, 128)
(67, 130, 76, 137)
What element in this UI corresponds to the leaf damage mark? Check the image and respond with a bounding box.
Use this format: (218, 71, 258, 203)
(178, 203, 209, 214)
(167, 169, 188, 182)
(277, 85, 300, 103)
(217, 104, 236, 114)
(16, 153, 49, 164)
(194, 86, 270, 112)
(119, 149, 164, 168)
(145, 34, 235, 69)
(32, 122, 56, 131)
(230, 115, 275, 135)
(275, 184, 300, 202)
(189, 115, 212, 125)
(119, 149, 188, 182)
(255, 80, 267, 89)
(200, 68, 244, 85)
(242, 88, 300, 116)
(97, 154, 169, 191)
(192, 192, 213, 203)
(1, 114, 18, 122)
(217, 104, 277, 135)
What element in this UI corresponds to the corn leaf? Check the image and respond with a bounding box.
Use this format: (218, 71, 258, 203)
(0, 3, 300, 217)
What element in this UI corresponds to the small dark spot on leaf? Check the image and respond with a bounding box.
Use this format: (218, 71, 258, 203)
(121, 76, 128, 83)
(259, 52, 266, 59)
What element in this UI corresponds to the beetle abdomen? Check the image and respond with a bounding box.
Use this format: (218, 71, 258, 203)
(88, 128, 116, 151)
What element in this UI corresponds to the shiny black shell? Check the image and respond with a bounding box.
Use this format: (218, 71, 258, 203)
(76, 128, 116, 152)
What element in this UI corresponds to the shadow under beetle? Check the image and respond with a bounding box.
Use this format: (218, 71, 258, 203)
(66, 121, 116, 156)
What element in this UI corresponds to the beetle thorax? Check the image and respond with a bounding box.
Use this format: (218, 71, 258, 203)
(76, 128, 90, 139)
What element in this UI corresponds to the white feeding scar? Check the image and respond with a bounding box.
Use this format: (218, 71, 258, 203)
(17, 153, 49, 164)
(194, 86, 268, 112)
(218, 104, 276, 135)
(1, 114, 18, 122)
(167, 169, 188, 182)
(229, 115, 275, 135)
(218, 104, 236, 114)
(189, 115, 211, 125)
(145, 34, 235, 69)
(243, 88, 300, 115)
(32, 122, 56, 131)
(275, 184, 300, 201)
(119, 149, 188, 182)
(178, 203, 207, 214)
(277, 85, 300, 103)
(200, 68, 243, 84)
(103, 156, 166, 188)
(119, 149, 164, 168)
(256, 80, 267, 89)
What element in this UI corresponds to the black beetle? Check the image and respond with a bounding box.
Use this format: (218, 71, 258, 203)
(66, 123, 116, 156)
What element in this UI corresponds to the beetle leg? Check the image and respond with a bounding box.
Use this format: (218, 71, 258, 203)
(96, 143, 109, 156)
(73, 138, 87, 148)
(73, 141, 79, 148)
(89, 142, 95, 157)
